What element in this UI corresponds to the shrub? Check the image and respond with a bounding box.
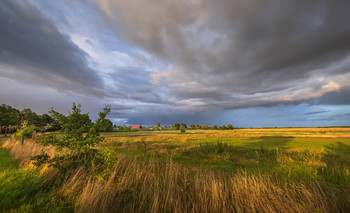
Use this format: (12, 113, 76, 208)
(31, 103, 104, 179)
(14, 121, 35, 144)
(180, 126, 186, 133)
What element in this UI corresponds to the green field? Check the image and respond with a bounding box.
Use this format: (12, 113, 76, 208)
(1, 128, 350, 212)
(101, 129, 350, 185)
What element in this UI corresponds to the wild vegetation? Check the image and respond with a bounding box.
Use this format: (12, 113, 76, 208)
(1, 104, 350, 212)
(1, 127, 350, 212)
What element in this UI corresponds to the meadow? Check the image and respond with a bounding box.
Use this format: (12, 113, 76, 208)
(1, 128, 350, 212)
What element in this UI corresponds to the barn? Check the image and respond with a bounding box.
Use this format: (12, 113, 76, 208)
(131, 125, 142, 129)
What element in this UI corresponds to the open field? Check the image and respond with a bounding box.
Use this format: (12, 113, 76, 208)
(101, 128, 350, 176)
(1, 128, 350, 212)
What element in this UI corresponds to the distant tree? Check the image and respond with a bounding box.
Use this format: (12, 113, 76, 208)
(36, 113, 54, 132)
(180, 125, 186, 133)
(96, 105, 113, 132)
(173, 123, 180, 130)
(39, 114, 53, 126)
(157, 123, 162, 130)
(227, 124, 234, 130)
(21, 108, 40, 126)
(202, 125, 209, 130)
(180, 123, 187, 129)
(190, 124, 195, 129)
(212, 125, 218, 130)
(221, 125, 227, 130)
(0, 104, 20, 136)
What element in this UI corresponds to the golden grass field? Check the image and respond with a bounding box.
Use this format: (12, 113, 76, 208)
(2, 127, 350, 212)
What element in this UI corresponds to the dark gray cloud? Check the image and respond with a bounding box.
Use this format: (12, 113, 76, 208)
(304, 111, 329, 115)
(95, 0, 350, 110)
(0, 0, 104, 96)
(1, 0, 349, 127)
(311, 86, 350, 105)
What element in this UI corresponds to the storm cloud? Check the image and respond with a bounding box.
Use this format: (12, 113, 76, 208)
(1, 0, 350, 126)
(0, 0, 104, 96)
(95, 0, 350, 110)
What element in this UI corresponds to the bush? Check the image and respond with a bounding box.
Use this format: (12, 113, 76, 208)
(31, 103, 105, 179)
(180, 127, 186, 133)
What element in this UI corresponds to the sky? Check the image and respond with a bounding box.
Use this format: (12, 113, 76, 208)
(1, 0, 350, 127)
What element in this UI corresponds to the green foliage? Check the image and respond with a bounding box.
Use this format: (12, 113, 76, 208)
(96, 105, 113, 132)
(96, 119, 113, 132)
(31, 103, 104, 178)
(180, 125, 186, 133)
(96, 146, 118, 180)
(15, 121, 35, 141)
(227, 124, 234, 129)
(173, 123, 180, 130)
(0, 146, 72, 212)
(221, 125, 227, 130)
(0, 104, 20, 135)
(21, 108, 40, 126)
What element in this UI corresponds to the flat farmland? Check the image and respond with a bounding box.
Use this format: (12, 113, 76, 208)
(2, 128, 350, 212)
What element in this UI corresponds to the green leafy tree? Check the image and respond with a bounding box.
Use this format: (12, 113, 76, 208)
(221, 125, 227, 130)
(190, 124, 195, 129)
(32, 103, 104, 178)
(212, 125, 218, 130)
(21, 108, 40, 126)
(0, 104, 20, 136)
(96, 105, 113, 132)
(180, 125, 186, 133)
(227, 124, 234, 130)
(173, 123, 180, 130)
(15, 120, 35, 144)
(38, 114, 54, 129)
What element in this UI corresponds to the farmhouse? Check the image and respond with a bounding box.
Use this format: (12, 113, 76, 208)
(131, 125, 142, 129)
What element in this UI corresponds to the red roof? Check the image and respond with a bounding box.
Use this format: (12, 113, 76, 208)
(131, 125, 142, 129)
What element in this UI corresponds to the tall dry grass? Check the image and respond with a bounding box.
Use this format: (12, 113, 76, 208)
(2, 137, 55, 166)
(2, 138, 350, 213)
(64, 157, 349, 213)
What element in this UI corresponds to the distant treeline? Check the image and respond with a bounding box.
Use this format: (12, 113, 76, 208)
(0, 104, 235, 135)
(116, 123, 235, 131)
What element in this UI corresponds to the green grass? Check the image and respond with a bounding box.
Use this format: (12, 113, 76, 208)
(2, 129, 350, 212)
(103, 130, 350, 189)
(0, 139, 73, 212)
(0, 141, 18, 171)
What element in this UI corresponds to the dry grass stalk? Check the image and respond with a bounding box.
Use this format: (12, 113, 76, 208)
(2, 137, 55, 166)
(70, 158, 350, 213)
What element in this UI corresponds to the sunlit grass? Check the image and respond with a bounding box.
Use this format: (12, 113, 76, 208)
(0, 138, 72, 212)
(2, 128, 350, 212)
